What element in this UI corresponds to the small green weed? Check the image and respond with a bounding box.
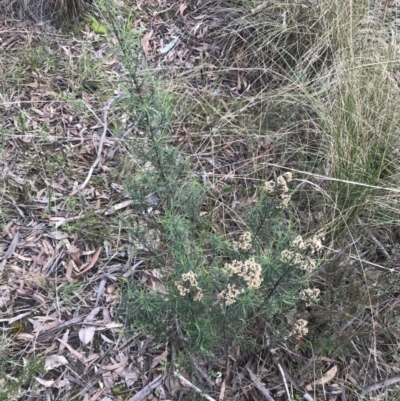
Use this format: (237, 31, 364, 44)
(59, 281, 85, 302)
(0, 337, 45, 400)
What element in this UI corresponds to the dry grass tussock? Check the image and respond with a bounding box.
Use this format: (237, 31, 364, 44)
(172, 0, 400, 240)
(0, 0, 85, 22)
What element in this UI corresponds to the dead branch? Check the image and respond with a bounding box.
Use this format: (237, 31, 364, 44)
(74, 95, 123, 194)
(174, 370, 217, 401)
(361, 376, 400, 400)
(126, 375, 164, 401)
(246, 367, 276, 401)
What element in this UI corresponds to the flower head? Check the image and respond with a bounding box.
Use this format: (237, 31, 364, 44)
(299, 288, 320, 306)
(175, 271, 203, 301)
(291, 319, 308, 339)
(265, 180, 276, 192)
(225, 258, 263, 288)
(232, 231, 252, 252)
(219, 284, 243, 306)
(291, 235, 307, 250)
(282, 172, 292, 182)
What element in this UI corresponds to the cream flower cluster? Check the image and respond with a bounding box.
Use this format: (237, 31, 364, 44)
(299, 288, 320, 306)
(281, 233, 324, 273)
(218, 258, 263, 306)
(308, 234, 324, 254)
(291, 319, 308, 339)
(219, 284, 244, 306)
(232, 231, 252, 251)
(291, 234, 324, 254)
(291, 235, 308, 250)
(224, 258, 263, 288)
(265, 172, 292, 208)
(175, 271, 203, 301)
(280, 249, 316, 273)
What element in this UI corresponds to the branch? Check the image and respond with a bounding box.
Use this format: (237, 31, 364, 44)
(246, 367, 276, 401)
(73, 95, 122, 194)
(127, 375, 163, 401)
(174, 370, 217, 401)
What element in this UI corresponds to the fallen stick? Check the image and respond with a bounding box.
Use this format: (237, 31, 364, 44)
(270, 349, 315, 401)
(127, 375, 163, 401)
(74, 95, 122, 194)
(360, 376, 400, 400)
(174, 370, 217, 401)
(246, 367, 276, 401)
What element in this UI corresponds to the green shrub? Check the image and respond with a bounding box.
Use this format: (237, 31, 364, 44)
(107, 15, 324, 357)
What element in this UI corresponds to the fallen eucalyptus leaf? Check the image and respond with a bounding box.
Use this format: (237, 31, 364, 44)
(160, 37, 179, 54)
(45, 355, 69, 371)
(79, 326, 96, 345)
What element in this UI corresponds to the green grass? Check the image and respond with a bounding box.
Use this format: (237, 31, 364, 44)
(0, 335, 45, 400)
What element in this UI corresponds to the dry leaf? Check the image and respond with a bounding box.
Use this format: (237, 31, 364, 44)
(48, 231, 70, 240)
(57, 338, 85, 362)
(85, 353, 100, 363)
(79, 326, 96, 345)
(160, 37, 179, 54)
(0, 289, 11, 309)
(36, 377, 56, 387)
(177, 2, 188, 17)
(45, 355, 69, 371)
(141, 30, 153, 58)
(104, 200, 133, 215)
(100, 333, 115, 344)
(67, 244, 80, 254)
(79, 308, 101, 345)
(85, 307, 101, 323)
(151, 349, 168, 369)
(59, 329, 70, 353)
(306, 365, 338, 390)
(4, 231, 20, 259)
(102, 357, 128, 371)
(36, 377, 69, 388)
(102, 370, 114, 388)
(123, 369, 139, 387)
(75, 247, 102, 276)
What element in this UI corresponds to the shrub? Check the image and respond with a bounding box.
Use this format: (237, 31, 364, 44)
(106, 14, 324, 357)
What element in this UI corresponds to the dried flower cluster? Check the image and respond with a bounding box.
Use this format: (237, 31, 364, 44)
(265, 180, 275, 192)
(291, 234, 324, 253)
(218, 258, 263, 305)
(282, 172, 292, 182)
(309, 234, 324, 254)
(299, 288, 320, 306)
(265, 172, 292, 208)
(232, 231, 252, 251)
(291, 319, 308, 339)
(175, 271, 203, 301)
(219, 284, 244, 306)
(276, 175, 289, 192)
(224, 258, 263, 288)
(279, 194, 291, 208)
(281, 233, 325, 273)
(291, 235, 307, 250)
(280, 250, 316, 273)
